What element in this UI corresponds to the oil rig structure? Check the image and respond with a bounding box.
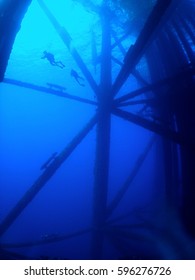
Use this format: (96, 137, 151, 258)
(0, 0, 195, 259)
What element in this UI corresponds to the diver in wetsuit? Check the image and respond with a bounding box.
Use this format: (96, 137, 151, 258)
(41, 51, 65, 69)
(71, 69, 85, 87)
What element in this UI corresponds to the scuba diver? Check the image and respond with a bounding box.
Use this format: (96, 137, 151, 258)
(41, 51, 65, 69)
(71, 69, 85, 87)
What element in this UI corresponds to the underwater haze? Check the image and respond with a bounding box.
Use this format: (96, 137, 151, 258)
(0, 0, 195, 260)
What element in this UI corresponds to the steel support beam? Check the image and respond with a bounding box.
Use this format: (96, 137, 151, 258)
(107, 136, 156, 217)
(114, 68, 195, 104)
(1, 228, 91, 249)
(177, 16, 195, 45)
(164, 25, 189, 66)
(172, 19, 195, 63)
(0, 0, 32, 81)
(3, 78, 97, 106)
(37, 0, 99, 95)
(90, 7, 112, 259)
(0, 115, 97, 237)
(156, 31, 178, 76)
(111, 0, 173, 98)
(112, 108, 191, 147)
(111, 30, 149, 86)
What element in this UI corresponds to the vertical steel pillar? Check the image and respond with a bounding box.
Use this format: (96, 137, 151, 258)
(90, 6, 112, 259)
(156, 30, 180, 74)
(172, 19, 194, 63)
(175, 77, 195, 237)
(155, 30, 178, 209)
(164, 25, 188, 67)
(146, 35, 181, 210)
(178, 16, 195, 45)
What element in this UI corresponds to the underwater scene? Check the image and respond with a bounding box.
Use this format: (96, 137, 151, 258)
(0, 0, 195, 260)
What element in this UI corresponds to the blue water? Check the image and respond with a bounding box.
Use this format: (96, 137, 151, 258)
(1, 0, 192, 260)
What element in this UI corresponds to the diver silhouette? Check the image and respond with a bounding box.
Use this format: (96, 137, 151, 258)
(41, 51, 65, 69)
(71, 69, 85, 87)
